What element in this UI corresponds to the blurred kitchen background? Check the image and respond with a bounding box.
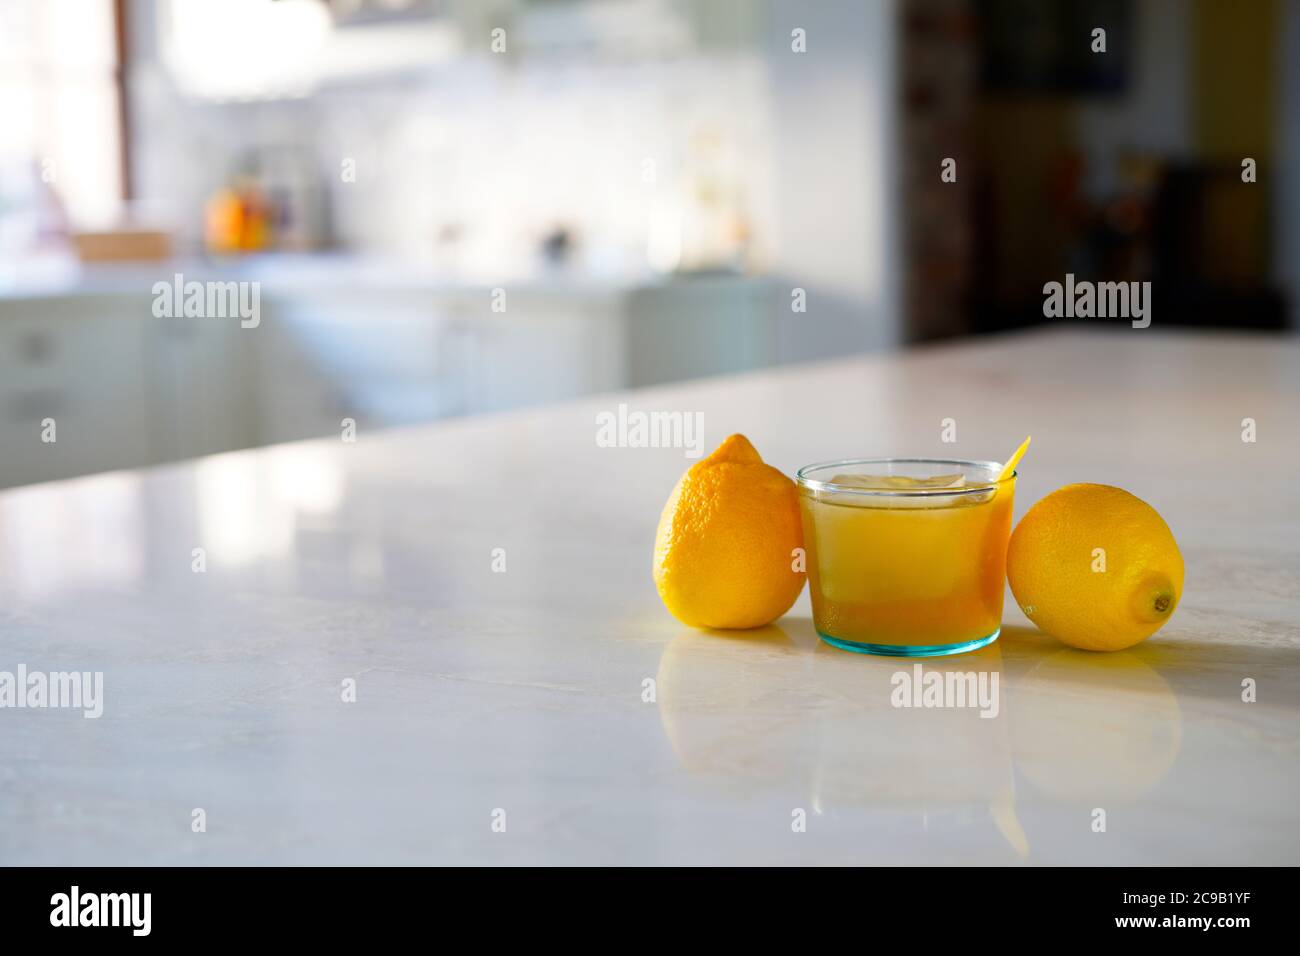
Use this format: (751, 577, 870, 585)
(0, 0, 1296, 488)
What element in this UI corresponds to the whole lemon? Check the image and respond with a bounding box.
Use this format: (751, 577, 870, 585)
(654, 434, 805, 629)
(1007, 483, 1183, 651)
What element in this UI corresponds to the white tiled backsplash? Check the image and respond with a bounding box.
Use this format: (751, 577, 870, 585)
(130, 51, 775, 277)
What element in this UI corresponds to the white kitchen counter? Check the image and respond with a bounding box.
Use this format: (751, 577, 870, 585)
(1, 327, 1297, 865)
(0, 251, 754, 302)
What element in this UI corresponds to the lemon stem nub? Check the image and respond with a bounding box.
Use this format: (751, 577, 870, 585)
(1130, 574, 1177, 624)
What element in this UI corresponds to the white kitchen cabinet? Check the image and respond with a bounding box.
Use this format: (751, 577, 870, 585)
(459, 293, 626, 413)
(263, 286, 627, 427)
(249, 299, 367, 446)
(259, 289, 482, 439)
(624, 276, 778, 387)
(0, 272, 774, 488)
(146, 307, 257, 461)
(0, 297, 152, 488)
(0, 294, 254, 488)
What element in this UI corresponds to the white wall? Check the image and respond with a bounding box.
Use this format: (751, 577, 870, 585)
(763, 0, 901, 353)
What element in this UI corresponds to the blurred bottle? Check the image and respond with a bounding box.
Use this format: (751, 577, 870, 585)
(678, 127, 750, 273)
(205, 177, 272, 254)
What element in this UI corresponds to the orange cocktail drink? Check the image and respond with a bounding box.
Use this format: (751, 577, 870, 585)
(796, 459, 1015, 656)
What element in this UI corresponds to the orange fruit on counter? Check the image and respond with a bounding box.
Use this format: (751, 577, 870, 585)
(1007, 483, 1183, 651)
(653, 434, 805, 629)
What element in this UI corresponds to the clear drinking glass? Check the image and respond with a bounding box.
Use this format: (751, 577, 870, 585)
(795, 458, 1016, 657)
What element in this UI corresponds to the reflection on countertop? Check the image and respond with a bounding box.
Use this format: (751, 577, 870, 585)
(655, 620, 1190, 863)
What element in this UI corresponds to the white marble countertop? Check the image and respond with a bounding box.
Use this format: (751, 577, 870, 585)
(1, 327, 1297, 865)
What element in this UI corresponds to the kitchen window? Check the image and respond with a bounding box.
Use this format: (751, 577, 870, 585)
(0, 0, 126, 228)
